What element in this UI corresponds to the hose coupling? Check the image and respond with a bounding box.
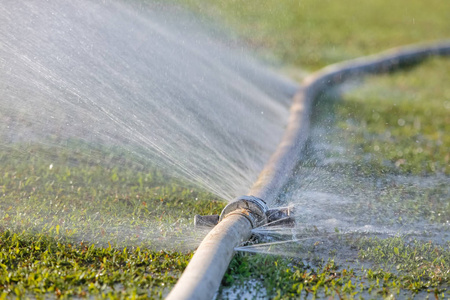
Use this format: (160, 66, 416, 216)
(219, 195, 269, 228)
(194, 196, 295, 228)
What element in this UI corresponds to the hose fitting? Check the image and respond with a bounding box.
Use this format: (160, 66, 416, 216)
(219, 195, 269, 228)
(194, 196, 295, 228)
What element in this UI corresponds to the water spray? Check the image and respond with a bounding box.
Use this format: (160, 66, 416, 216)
(167, 40, 450, 300)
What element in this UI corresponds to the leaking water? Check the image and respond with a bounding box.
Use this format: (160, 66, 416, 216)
(0, 0, 298, 250)
(0, 0, 296, 202)
(224, 82, 450, 297)
(235, 86, 450, 267)
(2, 0, 449, 298)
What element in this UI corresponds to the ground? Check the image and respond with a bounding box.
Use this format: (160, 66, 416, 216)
(1, 0, 450, 298)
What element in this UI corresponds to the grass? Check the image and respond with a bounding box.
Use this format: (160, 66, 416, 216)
(335, 57, 450, 225)
(175, 0, 450, 70)
(172, 1, 450, 297)
(0, 143, 225, 298)
(219, 236, 450, 299)
(2, 0, 450, 298)
(216, 54, 450, 300)
(0, 142, 224, 246)
(338, 57, 450, 176)
(0, 230, 191, 299)
(221, 57, 449, 298)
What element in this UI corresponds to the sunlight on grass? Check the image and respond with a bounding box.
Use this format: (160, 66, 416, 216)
(1, 0, 449, 298)
(339, 57, 450, 175)
(177, 0, 450, 69)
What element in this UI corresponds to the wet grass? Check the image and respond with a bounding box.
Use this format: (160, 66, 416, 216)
(220, 236, 450, 299)
(338, 57, 450, 176)
(190, 4, 450, 295)
(0, 143, 225, 298)
(358, 237, 450, 294)
(337, 57, 450, 225)
(0, 230, 191, 299)
(217, 57, 450, 299)
(2, 0, 450, 298)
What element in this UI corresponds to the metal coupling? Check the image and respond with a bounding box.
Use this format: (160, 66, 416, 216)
(218, 195, 269, 228)
(194, 196, 295, 228)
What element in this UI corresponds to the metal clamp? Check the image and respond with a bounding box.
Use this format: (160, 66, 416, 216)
(194, 196, 295, 228)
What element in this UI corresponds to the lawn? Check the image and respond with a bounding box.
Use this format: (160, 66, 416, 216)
(176, 0, 450, 70)
(1, 0, 450, 298)
(218, 57, 450, 299)
(0, 143, 224, 298)
(174, 0, 450, 298)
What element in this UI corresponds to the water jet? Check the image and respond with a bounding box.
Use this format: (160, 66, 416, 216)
(0, 0, 296, 204)
(167, 40, 450, 300)
(0, 2, 450, 296)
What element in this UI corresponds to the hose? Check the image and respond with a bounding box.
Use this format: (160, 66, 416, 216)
(166, 40, 450, 300)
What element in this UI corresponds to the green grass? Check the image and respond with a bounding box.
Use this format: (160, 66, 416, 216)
(0, 143, 224, 245)
(170, 1, 450, 297)
(216, 57, 450, 300)
(0, 230, 191, 299)
(334, 57, 450, 226)
(338, 57, 450, 175)
(219, 237, 450, 299)
(0, 143, 225, 298)
(176, 0, 450, 70)
(227, 57, 449, 298)
(2, 0, 450, 298)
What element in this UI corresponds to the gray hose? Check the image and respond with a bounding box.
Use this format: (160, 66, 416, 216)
(250, 40, 450, 202)
(166, 40, 450, 300)
(166, 214, 252, 300)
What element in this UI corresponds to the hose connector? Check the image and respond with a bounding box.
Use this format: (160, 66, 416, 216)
(219, 195, 269, 228)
